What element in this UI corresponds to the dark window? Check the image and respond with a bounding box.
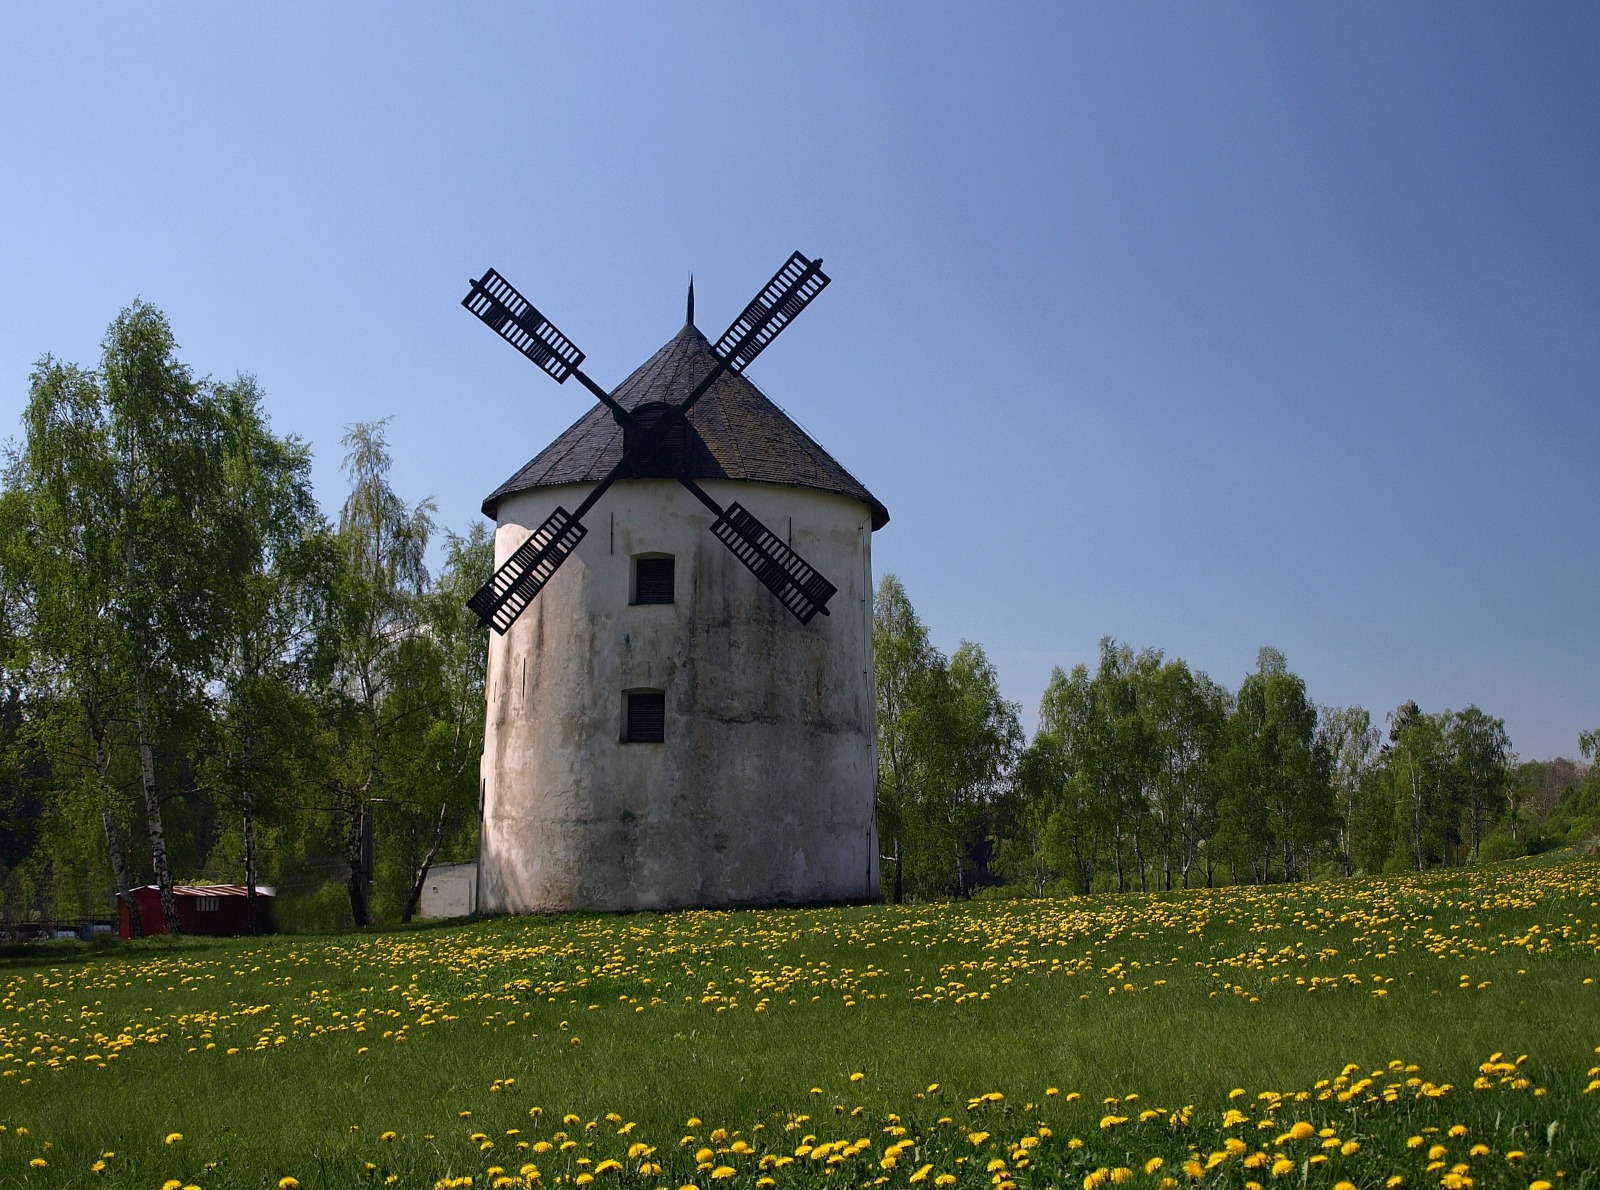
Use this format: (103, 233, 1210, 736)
(625, 691, 666, 742)
(634, 556, 675, 604)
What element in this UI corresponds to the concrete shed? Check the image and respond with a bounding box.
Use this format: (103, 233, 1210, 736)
(419, 862, 478, 919)
(477, 315, 889, 914)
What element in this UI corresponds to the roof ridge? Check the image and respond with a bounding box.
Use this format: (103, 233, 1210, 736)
(482, 323, 888, 530)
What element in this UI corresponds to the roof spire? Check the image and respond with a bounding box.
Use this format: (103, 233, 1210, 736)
(686, 275, 695, 327)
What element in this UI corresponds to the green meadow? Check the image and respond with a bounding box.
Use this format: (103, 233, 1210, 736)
(2, 859, 1597, 1190)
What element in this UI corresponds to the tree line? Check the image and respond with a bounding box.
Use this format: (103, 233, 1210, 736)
(4, 304, 1595, 930)
(0, 303, 490, 931)
(873, 574, 1600, 902)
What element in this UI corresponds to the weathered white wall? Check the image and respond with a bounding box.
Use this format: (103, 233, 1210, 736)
(478, 478, 878, 913)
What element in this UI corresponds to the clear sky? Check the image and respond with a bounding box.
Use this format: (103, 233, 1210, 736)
(2, 3, 1596, 759)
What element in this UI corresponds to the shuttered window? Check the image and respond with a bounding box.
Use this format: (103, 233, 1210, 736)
(625, 691, 666, 742)
(634, 556, 674, 604)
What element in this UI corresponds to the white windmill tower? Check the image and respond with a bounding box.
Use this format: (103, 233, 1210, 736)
(461, 254, 890, 913)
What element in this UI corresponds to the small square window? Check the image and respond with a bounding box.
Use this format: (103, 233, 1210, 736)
(625, 691, 666, 743)
(633, 556, 674, 604)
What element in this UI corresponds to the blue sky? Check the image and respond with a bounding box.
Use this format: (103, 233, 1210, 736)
(2, 3, 1596, 758)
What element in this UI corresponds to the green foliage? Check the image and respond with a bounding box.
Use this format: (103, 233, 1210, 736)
(1543, 779, 1600, 847)
(874, 575, 1022, 901)
(884, 574, 1548, 898)
(0, 305, 489, 931)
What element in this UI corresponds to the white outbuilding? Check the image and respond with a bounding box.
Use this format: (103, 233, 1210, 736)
(475, 309, 890, 914)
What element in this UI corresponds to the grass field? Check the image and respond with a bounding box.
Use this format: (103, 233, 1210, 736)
(2, 859, 1597, 1190)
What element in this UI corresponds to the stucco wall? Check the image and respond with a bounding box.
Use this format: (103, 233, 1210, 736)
(419, 862, 478, 919)
(477, 477, 878, 913)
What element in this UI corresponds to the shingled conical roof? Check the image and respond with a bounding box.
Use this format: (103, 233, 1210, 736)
(482, 321, 889, 530)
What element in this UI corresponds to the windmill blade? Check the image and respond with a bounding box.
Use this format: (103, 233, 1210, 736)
(712, 252, 830, 374)
(459, 253, 836, 634)
(468, 506, 589, 634)
(709, 502, 837, 624)
(463, 269, 586, 383)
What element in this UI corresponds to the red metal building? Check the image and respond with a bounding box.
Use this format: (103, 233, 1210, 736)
(117, 884, 275, 938)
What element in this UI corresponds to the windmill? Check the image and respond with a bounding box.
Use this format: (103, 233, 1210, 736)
(461, 252, 837, 635)
(464, 254, 888, 915)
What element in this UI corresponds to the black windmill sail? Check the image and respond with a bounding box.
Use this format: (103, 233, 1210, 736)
(463, 253, 838, 635)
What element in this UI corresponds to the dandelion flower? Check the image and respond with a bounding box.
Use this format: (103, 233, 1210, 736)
(279, 1179, 301, 1189)
(165, 1133, 184, 1145)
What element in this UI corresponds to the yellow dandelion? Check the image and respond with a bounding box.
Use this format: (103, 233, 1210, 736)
(165, 1133, 184, 1145)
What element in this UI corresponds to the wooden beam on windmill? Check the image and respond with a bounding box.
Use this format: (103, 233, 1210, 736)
(460, 252, 838, 634)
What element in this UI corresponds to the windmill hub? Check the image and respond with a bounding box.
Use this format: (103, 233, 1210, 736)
(465, 256, 889, 913)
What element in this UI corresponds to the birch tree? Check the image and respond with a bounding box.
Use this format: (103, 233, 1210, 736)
(325, 420, 435, 926)
(13, 305, 238, 932)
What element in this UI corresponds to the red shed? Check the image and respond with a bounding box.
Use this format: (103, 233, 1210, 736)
(118, 884, 275, 938)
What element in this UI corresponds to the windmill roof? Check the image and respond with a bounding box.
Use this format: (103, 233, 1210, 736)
(482, 322, 889, 530)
